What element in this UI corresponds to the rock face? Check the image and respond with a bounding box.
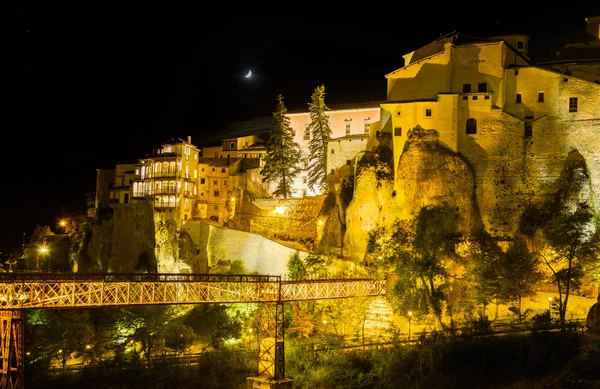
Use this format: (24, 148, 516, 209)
(343, 128, 482, 261)
(181, 222, 309, 275)
(86, 202, 157, 272)
(395, 127, 481, 232)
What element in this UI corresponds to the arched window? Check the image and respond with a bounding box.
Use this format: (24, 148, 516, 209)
(466, 118, 477, 134)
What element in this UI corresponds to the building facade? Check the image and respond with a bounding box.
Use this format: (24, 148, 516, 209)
(286, 102, 382, 197)
(132, 136, 200, 222)
(382, 24, 600, 236)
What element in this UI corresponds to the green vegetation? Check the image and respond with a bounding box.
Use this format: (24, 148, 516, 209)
(307, 85, 332, 193)
(260, 94, 302, 199)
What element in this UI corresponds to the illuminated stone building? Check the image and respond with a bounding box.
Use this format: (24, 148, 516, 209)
(381, 18, 600, 236)
(286, 102, 382, 197)
(196, 156, 242, 223)
(132, 136, 200, 222)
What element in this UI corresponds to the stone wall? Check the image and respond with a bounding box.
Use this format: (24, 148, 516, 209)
(231, 196, 326, 249)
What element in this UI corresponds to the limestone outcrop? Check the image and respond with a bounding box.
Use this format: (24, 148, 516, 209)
(86, 201, 157, 272)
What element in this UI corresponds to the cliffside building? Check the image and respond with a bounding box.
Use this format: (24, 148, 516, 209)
(382, 18, 600, 237)
(131, 136, 200, 222)
(286, 102, 382, 197)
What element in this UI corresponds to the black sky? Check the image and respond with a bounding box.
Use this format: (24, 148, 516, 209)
(4, 5, 599, 253)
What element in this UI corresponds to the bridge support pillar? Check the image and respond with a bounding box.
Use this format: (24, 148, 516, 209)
(0, 310, 24, 389)
(247, 302, 293, 389)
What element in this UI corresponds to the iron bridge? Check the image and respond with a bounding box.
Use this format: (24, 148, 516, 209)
(0, 273, 386, 389)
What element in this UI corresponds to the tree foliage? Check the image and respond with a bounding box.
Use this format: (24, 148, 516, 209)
(261, 94, 302, 199)
(520, 203, 599, 328)
(497, 236, 543, 320)
(307, 85, 332, 193)
(367, 203, 462, 328)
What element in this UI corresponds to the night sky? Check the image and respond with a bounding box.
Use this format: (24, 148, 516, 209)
(4, 6, 598, 253)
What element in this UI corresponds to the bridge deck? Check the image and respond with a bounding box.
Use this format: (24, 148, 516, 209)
(0, 273, 386, 309)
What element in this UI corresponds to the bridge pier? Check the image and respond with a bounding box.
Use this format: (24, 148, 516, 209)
(0, 310, 24, 389)
(246, 302, 293, 389)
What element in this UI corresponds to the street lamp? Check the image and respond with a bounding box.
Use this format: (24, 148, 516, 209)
(548, 297, 553, 317)
(408, 311, 413, 343)
(36, 245, 49, 271)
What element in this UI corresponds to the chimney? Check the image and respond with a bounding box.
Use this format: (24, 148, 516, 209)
(187, 135, 192, 143)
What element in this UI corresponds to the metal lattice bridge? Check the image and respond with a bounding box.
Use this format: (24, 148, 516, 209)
(0, 273, 386, 389)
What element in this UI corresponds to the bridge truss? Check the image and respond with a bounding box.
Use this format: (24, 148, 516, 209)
(0, 273, 385, 388)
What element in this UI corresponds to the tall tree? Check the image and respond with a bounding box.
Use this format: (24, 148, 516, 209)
(367, 203, 462, 328)
(496, 235, 542, 321)
(521, 203, 599, 329)
(261, 94, 302, 199)
(307, 85, 332, 193)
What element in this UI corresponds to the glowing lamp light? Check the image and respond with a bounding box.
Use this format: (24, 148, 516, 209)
(274, 206, 285, 215)
(59, 220, 66, 227)
(408, 311, 413, 317)
(39, 247, 48, 254)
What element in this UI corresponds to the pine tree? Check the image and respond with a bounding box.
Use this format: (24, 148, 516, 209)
(307, 85, 332, 193)
(260, 94, 302, 199)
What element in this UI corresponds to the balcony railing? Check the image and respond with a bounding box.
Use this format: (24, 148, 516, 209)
(154, 201, 176, 208)
(138, 171, 181, 179)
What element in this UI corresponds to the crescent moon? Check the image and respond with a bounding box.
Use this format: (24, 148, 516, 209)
(245, 70, 252, 78)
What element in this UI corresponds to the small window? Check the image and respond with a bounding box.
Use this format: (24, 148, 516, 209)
(304, 124, 310, 140)
(569, 97, 578, 112)
(538, 92, 544, 102)
(394, 127, 402, 136)
(484, 95, 490, 100)
(346, 159, 351, 165)
(396, 111, 401, 116)
(221, 168, 225, 173)
(330, 169, 334, 175)
(478, 82, 487, 92)
(213, 180, 217, 185)
(516, 93, 522, 104)
(345, 120, 351, 135)
(364, 119, 370, 134)
(425, 108, 432, 117)
(472, 96, 478, 100)
(303, 176, 307, 184)
(466, 118, 477, 134)
(214, 191, 220, 197)
(331, 149, 335, 154)
(463, 96, 468, 100)
(462, 84, 471, 93)
(514, 69, 519, 76)
(517, 41, 524, 49)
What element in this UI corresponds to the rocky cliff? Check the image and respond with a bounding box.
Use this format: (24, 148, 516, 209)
(86, 201, 157, 272)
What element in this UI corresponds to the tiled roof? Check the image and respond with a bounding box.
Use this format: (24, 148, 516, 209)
(161, 138, 188, 145)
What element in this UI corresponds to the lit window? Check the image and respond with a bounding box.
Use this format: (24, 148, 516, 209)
(345, 119, 351, 135)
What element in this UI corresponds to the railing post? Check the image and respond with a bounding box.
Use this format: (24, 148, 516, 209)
(0, 310, 24, 389)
